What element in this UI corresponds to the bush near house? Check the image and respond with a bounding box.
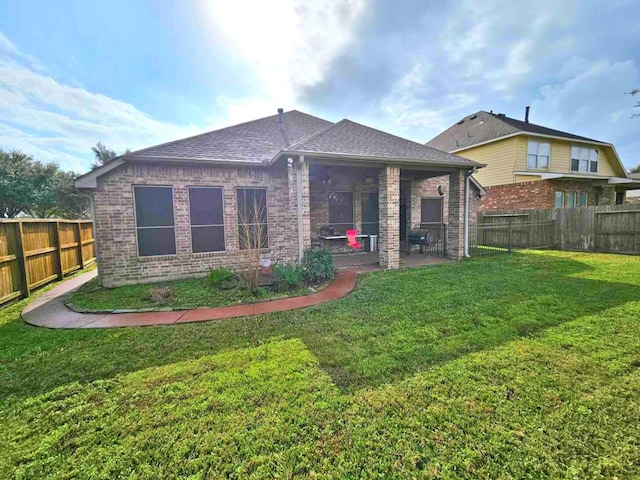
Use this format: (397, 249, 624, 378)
(301, 248, 336, 285)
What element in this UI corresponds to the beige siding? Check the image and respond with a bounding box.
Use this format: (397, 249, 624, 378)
(456, 137, 518, 187)
(459, 135, 625, 187)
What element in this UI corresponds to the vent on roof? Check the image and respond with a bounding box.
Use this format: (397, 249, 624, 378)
(497, 113, 506, 118)
(456, 119, 464, 125)
(277, 108, 284, 123)
(469, 114, 477, 120)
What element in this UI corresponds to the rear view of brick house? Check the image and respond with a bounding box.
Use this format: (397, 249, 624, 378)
(76, 110, 484, 288)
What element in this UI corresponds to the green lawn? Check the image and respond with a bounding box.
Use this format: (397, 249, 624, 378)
(69, 276, 313, 311)
(1, 251, 638, 479)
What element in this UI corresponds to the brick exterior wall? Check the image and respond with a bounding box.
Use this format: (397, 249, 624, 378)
(93, 160, 473, 286)
(379, 166, 400, 269)
(480, 179, 618, 211)
(93, 162, 297, 287)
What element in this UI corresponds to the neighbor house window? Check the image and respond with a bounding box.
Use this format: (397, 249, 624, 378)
(328, 192, 354, 234)
(565, 192, 576, 208)
(421, 198, 443, 227)
(527, 140, 550, 169)
(237, 188, 268, 249)
(571, 146, 598, 173)
(134, 186, 176, 257)
(554, 191, 564, 208)
(189, 187, 225, 253)
(361, 192, 379, 235)
(577, 192, 588, 207)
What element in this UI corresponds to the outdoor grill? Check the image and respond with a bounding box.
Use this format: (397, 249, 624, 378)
(407, 228, 432, 256)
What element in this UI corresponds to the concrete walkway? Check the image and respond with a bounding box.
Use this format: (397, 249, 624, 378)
(21, 270, 358, 329)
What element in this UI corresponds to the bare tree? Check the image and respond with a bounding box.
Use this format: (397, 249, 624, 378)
(236, 196, 268, 292)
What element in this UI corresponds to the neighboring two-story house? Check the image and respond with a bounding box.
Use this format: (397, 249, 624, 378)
(427, 109, 639, 210)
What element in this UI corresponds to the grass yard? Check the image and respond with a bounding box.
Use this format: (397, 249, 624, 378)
(69, 276, 313, 311)
(0, 250, 639, 478)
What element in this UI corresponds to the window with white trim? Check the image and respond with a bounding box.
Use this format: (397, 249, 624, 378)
(189, 187, 225, 253)
(554, 191, 564, 208)
(527, 140, 550, 169)
(134, 186, 176, 257)
(571, 146, 598, 173)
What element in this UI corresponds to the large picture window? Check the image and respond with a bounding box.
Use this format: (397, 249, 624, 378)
(361, 192, 379, 235)
(237, 188, 268, 249)
(571, 146, 598, 173)
(328, 192, 354, 234)
(189, 187, 225, 253)
(421, 197, 443, 227)
(134, 186, 176, 257)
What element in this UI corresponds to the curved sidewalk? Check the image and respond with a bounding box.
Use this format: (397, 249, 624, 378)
(22, 270, 358, 329)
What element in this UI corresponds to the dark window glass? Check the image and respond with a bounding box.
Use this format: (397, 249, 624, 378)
(191, 226, 225, 253)
(421, 198, 442, 225)
(571, 158, 580, 172)
(590, 161, 598, 173)
(134, 186, 174, 227)
(134, 186, 176, 256)
(189, 188, 223, 225)
(189, 187, 225, 253)
(328, 192, 354, 234)
(361, 192, 379, 235)
(237, 188, 268, 249)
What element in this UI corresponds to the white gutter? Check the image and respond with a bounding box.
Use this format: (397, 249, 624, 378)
(464, 170, 470, 258)
(296, 155, 305, 264)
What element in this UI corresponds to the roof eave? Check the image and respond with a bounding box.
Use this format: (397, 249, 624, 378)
(279, 149, 484, 169)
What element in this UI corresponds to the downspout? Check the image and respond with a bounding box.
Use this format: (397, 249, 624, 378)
(463, 169, 472, 258)
(296, 155, 305, 264)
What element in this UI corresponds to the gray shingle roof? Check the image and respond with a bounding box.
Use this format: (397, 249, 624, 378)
(125, 110, 333, 163)
(289, 119, 477, 166)
(426, 111, 607, 152)
(123, 110, 478, 168)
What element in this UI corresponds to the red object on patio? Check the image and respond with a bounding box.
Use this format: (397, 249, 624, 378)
(346, 229, 363, 254)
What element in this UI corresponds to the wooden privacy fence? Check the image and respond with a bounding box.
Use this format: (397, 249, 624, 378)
(471, 204, 640, 256)
(0, 219, 95, 306)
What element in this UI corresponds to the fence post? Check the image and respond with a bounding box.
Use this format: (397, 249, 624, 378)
(76, 221, 84, 269)
(508, 221, 513, 253)
(443, 224, 447, 258)
(16, 221, 30, 298)
(54, 221, 64, 280)
(593, 212, 599, 252)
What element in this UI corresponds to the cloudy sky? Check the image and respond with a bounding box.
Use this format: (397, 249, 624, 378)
(0, 0, 638, 173)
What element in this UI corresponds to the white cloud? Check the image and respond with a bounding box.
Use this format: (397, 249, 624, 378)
(0, 34, 202, 173)
(530, 58, 640, 168)
(201, 0, 367, 118)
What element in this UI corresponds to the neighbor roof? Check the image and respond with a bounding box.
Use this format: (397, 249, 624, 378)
(426, 110, 607, 153)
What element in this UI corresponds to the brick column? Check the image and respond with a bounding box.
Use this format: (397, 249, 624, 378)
(287, 157, 311, 263)
(379, 165, 400, 269)
(447, 169, 465, 259)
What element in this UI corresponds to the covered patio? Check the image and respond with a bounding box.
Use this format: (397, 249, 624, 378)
(301, 160, 470, 269)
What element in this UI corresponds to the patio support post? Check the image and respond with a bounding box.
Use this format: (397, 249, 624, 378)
(447, 169, 465, 259)
(379, 165, 400, 269)
(288, 156, 311, 263)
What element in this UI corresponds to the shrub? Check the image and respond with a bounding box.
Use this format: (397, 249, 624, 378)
(271, 263, 303, 291)
(301, 248, 336, 285)
(147, 287, 171, 304)
(207, 267, 235, 288)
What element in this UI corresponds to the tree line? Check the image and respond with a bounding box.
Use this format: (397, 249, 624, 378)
(0, 142, 125, 219)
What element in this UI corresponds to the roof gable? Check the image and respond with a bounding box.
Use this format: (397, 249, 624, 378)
(289, 119, 477, 166)
(426, 110, 607, 153)
(126, 110, 333, 164)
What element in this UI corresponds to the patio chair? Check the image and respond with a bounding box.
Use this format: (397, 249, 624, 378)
(346, 229, 364, 255)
